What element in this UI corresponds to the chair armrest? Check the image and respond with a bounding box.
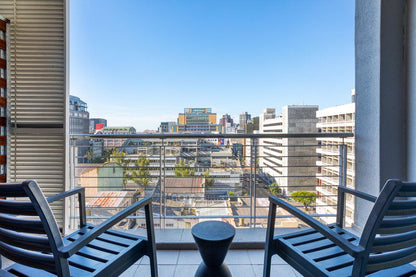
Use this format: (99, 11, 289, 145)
(47, 187, 87, 227)
(58, 196, 153, 258)
(338, 186, 377, 203)
(47, 187, 85, 203)
(269, 196, 365, 257)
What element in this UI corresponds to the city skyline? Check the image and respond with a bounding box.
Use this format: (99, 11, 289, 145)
(70, 1, 355, 131)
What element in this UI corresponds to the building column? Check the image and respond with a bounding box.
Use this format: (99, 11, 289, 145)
(407, 0, 416, 181)
(355, 0, 408, 230)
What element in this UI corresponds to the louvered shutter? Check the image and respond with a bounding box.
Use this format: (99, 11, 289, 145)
(0, 0, 68, 228)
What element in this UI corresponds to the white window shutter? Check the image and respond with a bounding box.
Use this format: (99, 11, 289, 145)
(0, 0, 68, 228)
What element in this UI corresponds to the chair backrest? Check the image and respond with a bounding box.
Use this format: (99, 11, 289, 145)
(354, 179, 416, 275)
(0, 180, 69, 275)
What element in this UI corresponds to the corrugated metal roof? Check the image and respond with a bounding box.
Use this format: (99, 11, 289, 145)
(87, 191, 128, 208)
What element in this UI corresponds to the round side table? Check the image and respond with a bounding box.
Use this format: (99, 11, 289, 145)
(191, 221, 235, 277)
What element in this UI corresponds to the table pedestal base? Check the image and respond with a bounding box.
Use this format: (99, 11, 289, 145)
(194, 262, 232, 277)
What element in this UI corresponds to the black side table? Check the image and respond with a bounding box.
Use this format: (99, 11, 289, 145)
(191, 221, 235, 277)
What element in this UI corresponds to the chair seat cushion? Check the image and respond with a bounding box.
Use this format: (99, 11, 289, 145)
(3, 223, 148, 276)
(274, 224, 416, 277)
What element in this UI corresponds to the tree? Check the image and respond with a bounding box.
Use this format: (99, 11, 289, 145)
(86, 150, 94, 163)
(128, 155, 150, 187)
(204, 170, 214, 187)
(174, 160, 195, 177)
(107, 149, 129, 185)
(291, 191, 317, 211)
(269, 183, 282, 195)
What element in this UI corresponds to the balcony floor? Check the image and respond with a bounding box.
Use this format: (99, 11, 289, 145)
(120, 250, 302, 277)
(2, 250, 301, 276)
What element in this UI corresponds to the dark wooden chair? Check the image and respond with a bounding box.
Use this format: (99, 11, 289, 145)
(0, 180, 158, 277)
(264, 179, 416, 277)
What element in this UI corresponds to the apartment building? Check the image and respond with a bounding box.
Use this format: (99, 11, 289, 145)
(259, 105, 318, 193)
(316, 95, 355, 225)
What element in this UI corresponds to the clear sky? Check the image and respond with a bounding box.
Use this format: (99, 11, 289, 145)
(70, 1, 355, 131)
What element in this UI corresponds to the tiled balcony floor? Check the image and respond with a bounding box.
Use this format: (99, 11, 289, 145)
(120, 250, 302, 277)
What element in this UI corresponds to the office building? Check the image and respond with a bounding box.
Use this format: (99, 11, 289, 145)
(70, 95, 90, 162)
(172, 108, 221, 133)
(259, 105, 318, 192)
(158, 122, 175, 133)
(238, 112, 251, 133)
(316, 92, 355, 225)
(247, 116, 259, 133)
(219, 114, 234, 133)
(90, 118, 107, 134)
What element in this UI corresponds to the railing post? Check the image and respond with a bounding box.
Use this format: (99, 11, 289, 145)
(69, 138, 77, 230)
(249, 139, 253, 228)
(162, 138, 166, 229)
(159, 141, 163, 229)
(336, 143, 347, 228)
(253, 138, 257, 229)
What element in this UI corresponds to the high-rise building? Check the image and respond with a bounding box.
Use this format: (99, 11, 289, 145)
(219, 114, 236, 134)
(259, 105, 318, 192)
(259, 108, 276, 127)
(70, 95, 90, 162)
(158, 122, 175, 133)
(90, 118, 107, 134)
(172, 108, 221, 133)
(247, 116, 259, 133)
(316, 92, 355, 226)
(220, 114, 233, 126)
(238, 112, 251, 133)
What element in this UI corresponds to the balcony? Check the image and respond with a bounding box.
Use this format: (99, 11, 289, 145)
(2, 0, 416, 275)
(69, 133, 352, 232)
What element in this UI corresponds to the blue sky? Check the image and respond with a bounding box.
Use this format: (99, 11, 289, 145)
(70, 1, 355, 131)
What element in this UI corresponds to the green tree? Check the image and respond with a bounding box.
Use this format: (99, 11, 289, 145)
(100, 149, 113, 162)
(86, 150, 94, 162)
(107, 149, 129, 185)
(204, 170, 214, 187)
(174, 160, 195, 177)
(128, 155, 150, 187)
(291, 191, 317, 211)
(269, 183, 282, 195)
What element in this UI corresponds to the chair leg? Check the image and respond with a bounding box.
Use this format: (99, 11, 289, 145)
(263, 201, 277, 277)
(263, 252, 272, 277)
(145, 204, 158, 277)
(149, 251, 158, 277)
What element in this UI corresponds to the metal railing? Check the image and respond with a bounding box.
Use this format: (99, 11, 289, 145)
(69, 132, 354, 230)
